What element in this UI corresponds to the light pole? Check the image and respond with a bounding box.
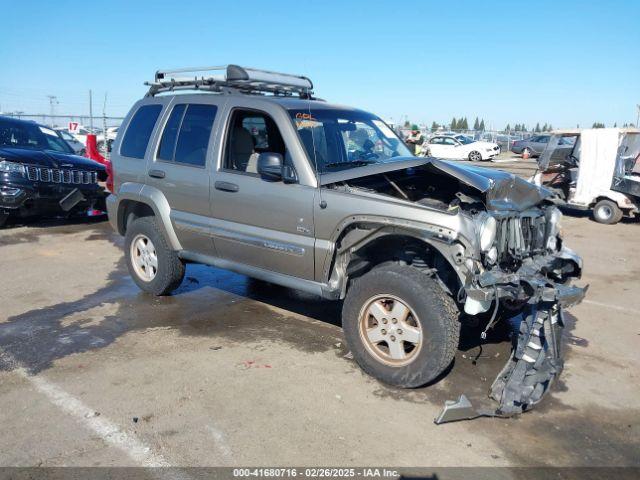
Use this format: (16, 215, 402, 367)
(46, 95, 59, 126)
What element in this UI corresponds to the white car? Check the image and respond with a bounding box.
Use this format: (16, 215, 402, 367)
(424, 134, 500, 161)
(55, 128, 86, 155)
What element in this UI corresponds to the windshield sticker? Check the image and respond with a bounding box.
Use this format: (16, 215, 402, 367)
(372, 120, 397, 139)
(295, 112, 316, 121)
(39, 126, 57, 136)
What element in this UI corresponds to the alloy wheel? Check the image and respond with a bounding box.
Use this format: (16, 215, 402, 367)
(358, 294, 423, 367)
(130, 234, 158, 281)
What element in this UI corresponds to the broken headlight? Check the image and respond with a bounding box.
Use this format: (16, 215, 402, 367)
(475, 212, 497, 252)
(546, 207, 562, 250)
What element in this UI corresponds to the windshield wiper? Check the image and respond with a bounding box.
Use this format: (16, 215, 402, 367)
(324, 160, 376, 169)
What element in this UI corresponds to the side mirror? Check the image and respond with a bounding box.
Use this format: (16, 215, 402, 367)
(257, 152, 283, 181)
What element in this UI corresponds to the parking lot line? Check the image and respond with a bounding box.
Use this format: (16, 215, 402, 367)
(1, 349, 171, 468)
(583, 299, 638, 314)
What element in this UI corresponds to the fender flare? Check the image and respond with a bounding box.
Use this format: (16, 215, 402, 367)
(322, 216, 472, 298)
(114, 183, 182, 251)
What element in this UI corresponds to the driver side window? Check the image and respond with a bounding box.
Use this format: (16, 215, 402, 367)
(443, 138, 457, 146)
(223, 109, 289, 175)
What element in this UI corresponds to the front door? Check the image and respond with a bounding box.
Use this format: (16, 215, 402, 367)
(209, 106, 316, 280)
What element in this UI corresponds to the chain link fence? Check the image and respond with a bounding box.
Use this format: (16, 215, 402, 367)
(1, 113, 124, 129)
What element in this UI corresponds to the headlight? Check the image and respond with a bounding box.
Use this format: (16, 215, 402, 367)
(476, 212, 497, 252)
(547, 207, 562, 238)
(0, 160, 26, 176)
(546, 207, 562, 250)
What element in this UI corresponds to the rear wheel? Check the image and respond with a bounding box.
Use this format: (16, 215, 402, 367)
(593, 199, 623, 224)
(125, 217, 185, 295)
(342, 264, 460, 388)
(468, 150, 482, 162)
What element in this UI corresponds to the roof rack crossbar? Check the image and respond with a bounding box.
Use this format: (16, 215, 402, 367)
(145, 64, 314, 98)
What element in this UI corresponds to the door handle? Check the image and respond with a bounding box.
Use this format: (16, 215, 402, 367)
(215, 181, 239, 192)
(148, 169, 165, 179)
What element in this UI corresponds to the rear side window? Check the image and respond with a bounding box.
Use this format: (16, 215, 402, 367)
(120, 104, 162, 159)
(157, 104, 217, 167)
(157, 104, 186, 161)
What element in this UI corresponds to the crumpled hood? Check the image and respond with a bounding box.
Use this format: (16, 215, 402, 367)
(0, 146, 105, 171)
(320, 156, 555, 212)
(427, 158, 555, 212)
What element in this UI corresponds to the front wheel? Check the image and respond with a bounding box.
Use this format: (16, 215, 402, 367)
(593, 199, 623, 224)
(342, 264, 460, 388)
(125, 217, 185, 295)
(468, 150, 482, 162)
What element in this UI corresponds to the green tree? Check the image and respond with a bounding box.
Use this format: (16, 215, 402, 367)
(479, 119, 485, 131)
(548, 124, 553, 131)
(431, 121, 439, 132)
(404, 120, 411, 128)
(535, 122, 541, 133)
(450, 117, 457, 130)
(473, 117, 480, 130)
(592, 122, 605, 128)
(505, 123, 511, 132)
(460, 117, 468, 130)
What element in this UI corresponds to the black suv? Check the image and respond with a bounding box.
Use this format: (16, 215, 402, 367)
(0, 116, 107, 226)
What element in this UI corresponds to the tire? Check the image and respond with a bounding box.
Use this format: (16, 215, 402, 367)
(125, 216, 185, 295)
(342, 264, 460, 388)
(593, 199, 623, 225)
(522, 147, 531, 157)
(468, 150, 482, 162)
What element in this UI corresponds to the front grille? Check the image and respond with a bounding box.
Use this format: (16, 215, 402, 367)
(494, 213, 547, 264)
(24, 166, 98, 185)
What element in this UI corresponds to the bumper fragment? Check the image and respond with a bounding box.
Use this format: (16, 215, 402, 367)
(437, 247, 587, 425)
(436, 303, 570, 424)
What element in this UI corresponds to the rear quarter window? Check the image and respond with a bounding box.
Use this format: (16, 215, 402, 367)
(120, 104, 163, 159)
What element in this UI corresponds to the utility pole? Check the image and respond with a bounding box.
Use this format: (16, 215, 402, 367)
(89, 90, 94, 130)
(46, 95, 58, 126)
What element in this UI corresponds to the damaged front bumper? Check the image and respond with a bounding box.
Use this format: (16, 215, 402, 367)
(465, 246, 585, 312)
(435, 247, 587, 424)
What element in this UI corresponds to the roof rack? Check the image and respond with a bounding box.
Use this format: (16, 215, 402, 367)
(145, 64, 314, 98)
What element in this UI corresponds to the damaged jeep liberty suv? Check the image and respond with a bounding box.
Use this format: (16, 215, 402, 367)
(107, 65, 586, 423)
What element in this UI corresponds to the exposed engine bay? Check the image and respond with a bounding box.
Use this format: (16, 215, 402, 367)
(322, 160, 586, 423)
(325, 165, 484, 213)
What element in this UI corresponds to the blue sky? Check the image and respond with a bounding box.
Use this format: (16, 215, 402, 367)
(1, 0, 638, 129)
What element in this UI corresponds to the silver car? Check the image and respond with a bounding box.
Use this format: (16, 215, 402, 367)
(56, 128, 86, 156)
(106, 65, 585, 423)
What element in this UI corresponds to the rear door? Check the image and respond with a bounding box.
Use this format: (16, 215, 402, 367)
(439, 137, 461, 158)
(427, 137, 445, 157)
(532, 135, 550, 154)
(144, 96, 224, 254)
